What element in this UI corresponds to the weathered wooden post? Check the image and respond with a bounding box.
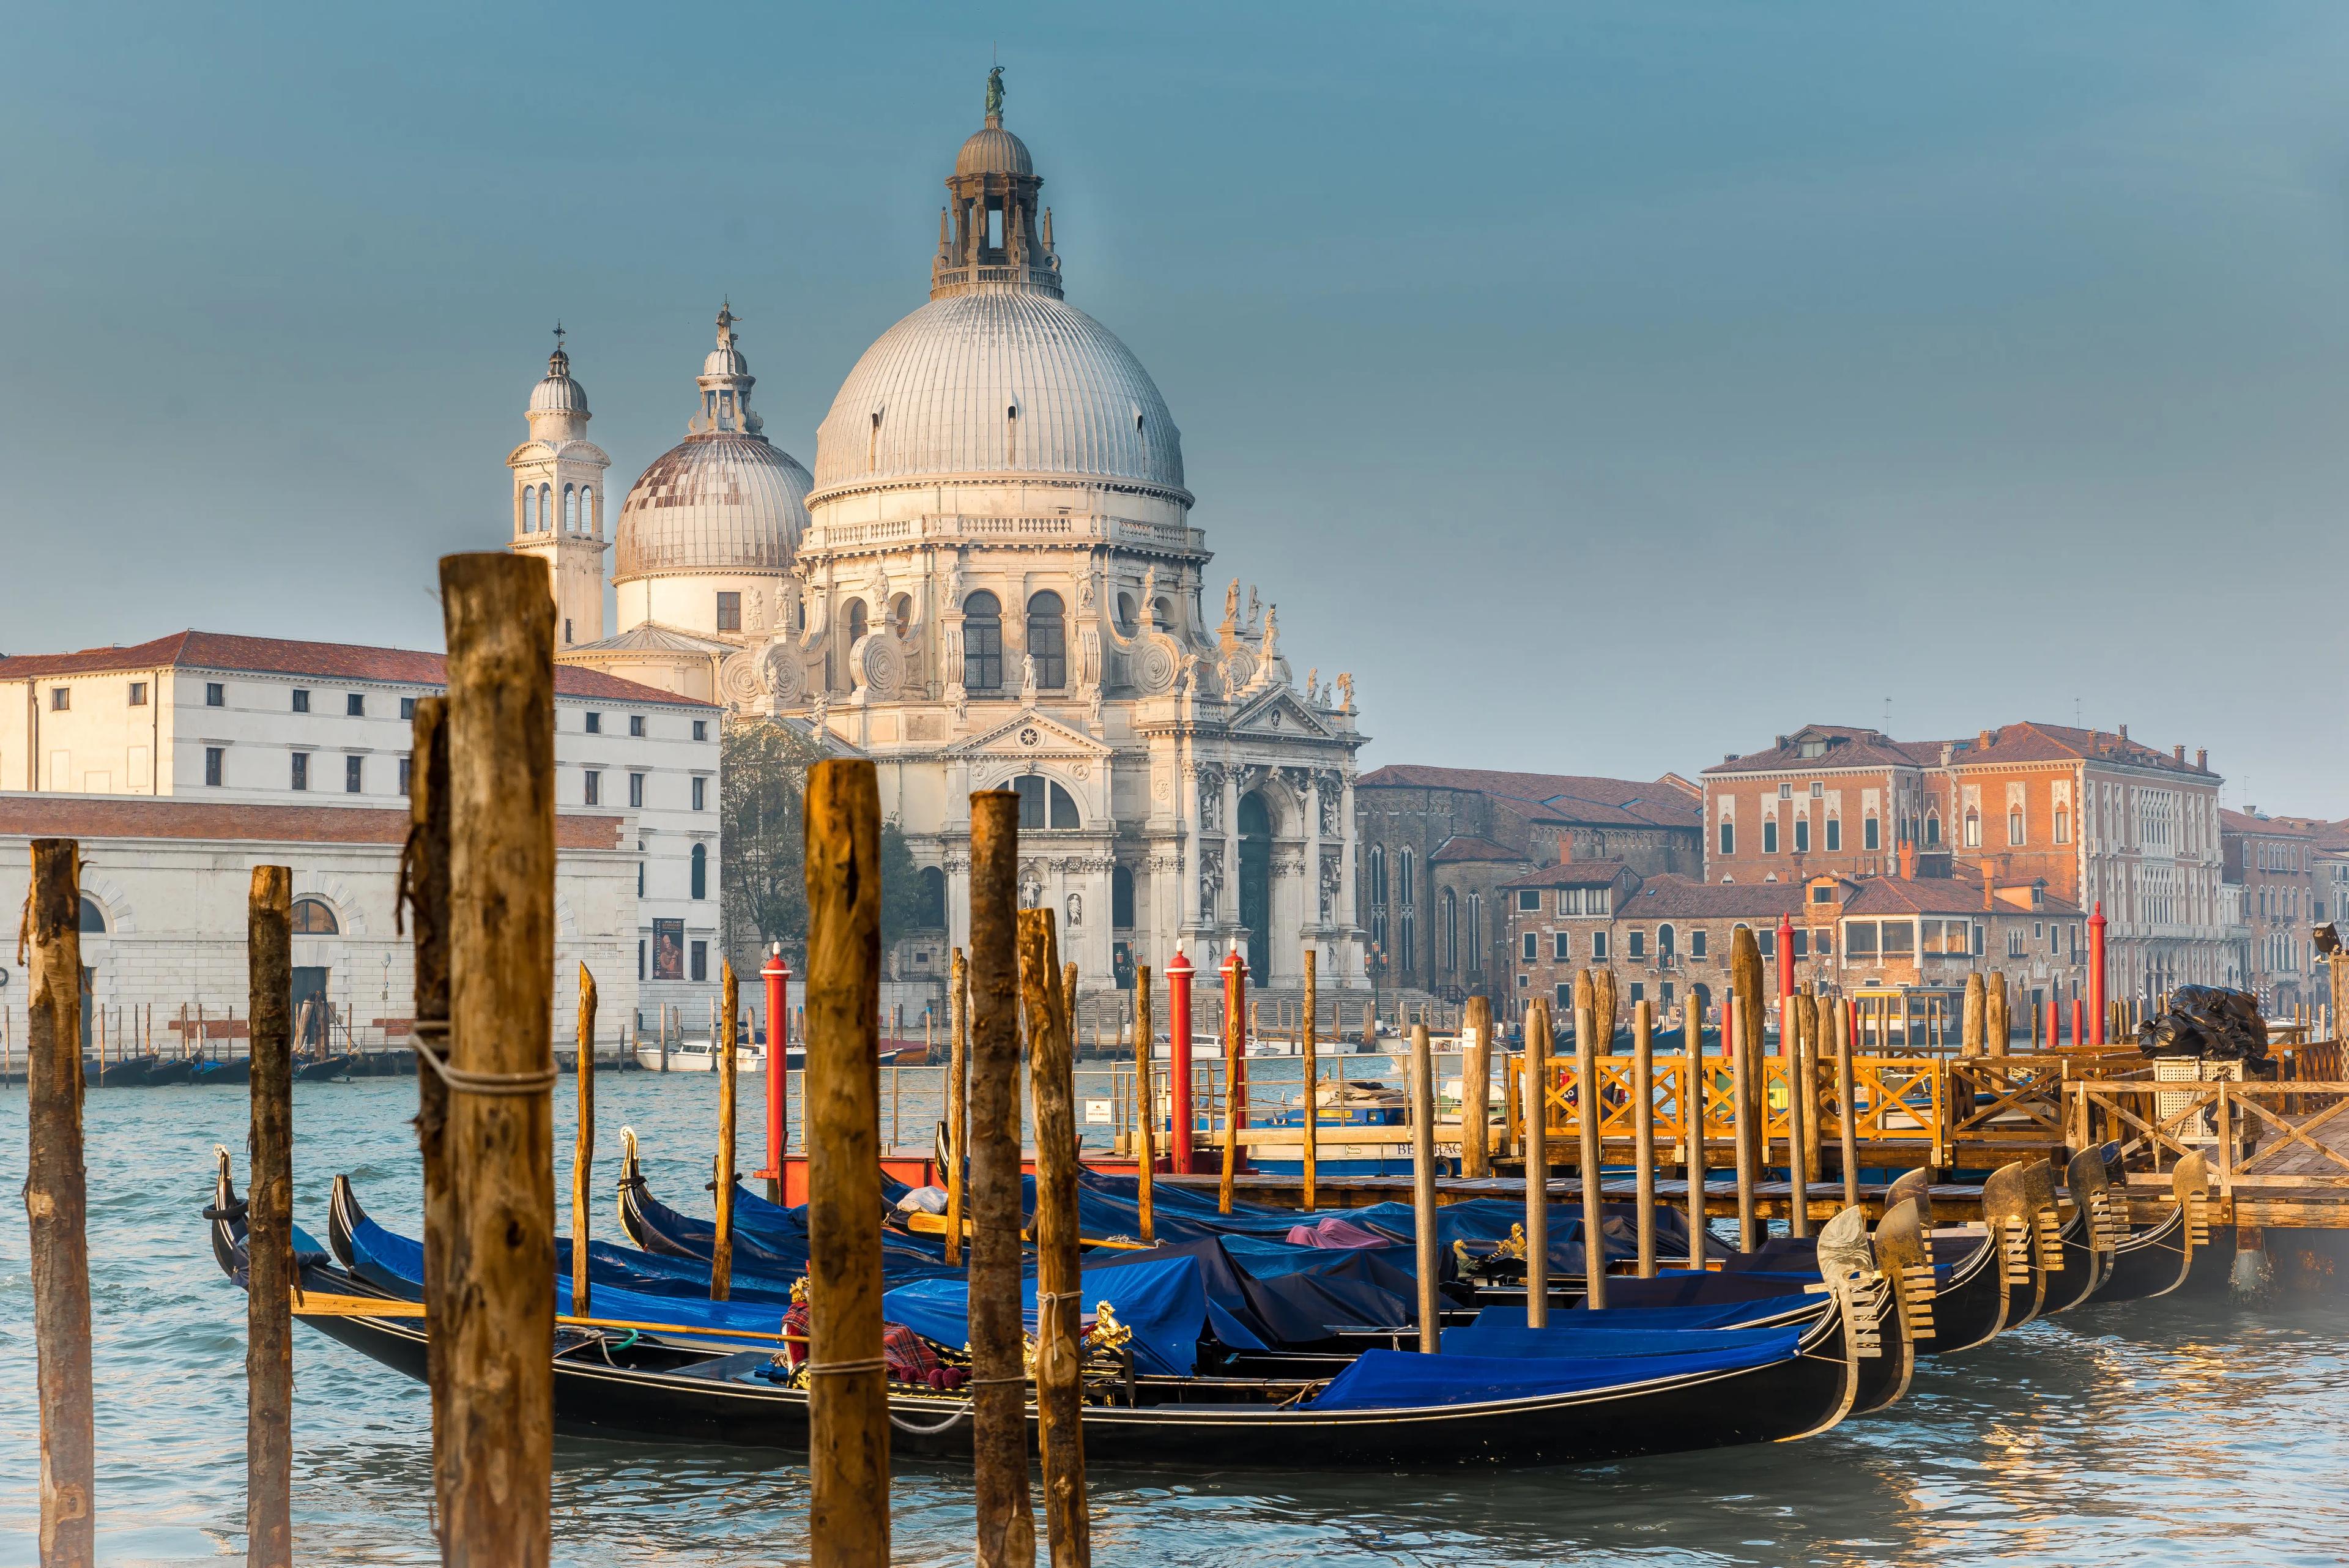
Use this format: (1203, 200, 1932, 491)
(1727, 989, 1757, 1250)
(1987, 970, 2010, 1058)
(1019, 910, 1091, 1568)
(711, 959, 739, 1302)
(967, 790, 1036, 1567)
(246, 865, 294, 1568)
(1523, 998, 1551, 1326)
(1575, 995, 1608, 1308)
(1219, 951, 1247, 1215)
(1835, 992, 1861, 1206)
(1460, 992, 1492, 1180)
(435, 554, 556, 1565)
(26, 838, 95, 1566)
(1409, 1022, 1439, 1353)
(944, 948, 970, 1265)
(1783, 987, 1810, 1241)
(1134, 965, 1155, 1243)
(1301, 949, 1319, 1209)
(401, 696, 458, 1537)
(804, 760, 890, 1568)
(572, 964, 597, 1318)
(1685, 1000, 1706, 1269)
(1632, 998, 1657, 1277)
(1731, 926, 1765, 1174)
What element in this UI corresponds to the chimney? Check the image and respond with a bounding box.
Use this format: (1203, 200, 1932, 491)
(2196, 748, 2207, 771)
(1976, 730, 1994, 751)
(1984, 879, 1997, 910)
(2118, 724, 2129, 742)
(1899, 841, 1916, 880)
(2173, 744, 2184, 763)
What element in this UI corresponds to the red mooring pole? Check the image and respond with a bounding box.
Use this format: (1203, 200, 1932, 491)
(1167, 947, 1196, 1175)
(2087, 902, 2107, 1047)
(1776, 913, 1796, 1055)
(757, 943, 791, 1199)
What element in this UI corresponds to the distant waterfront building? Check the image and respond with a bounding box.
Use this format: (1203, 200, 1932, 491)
(0, 632, 720, 1041)
(2221, 808, 2326, 1011)
(509, 77, 1365, 997)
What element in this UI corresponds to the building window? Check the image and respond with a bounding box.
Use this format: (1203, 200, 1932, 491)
(346, 694, 365, 718)
(2008, 928, 2025, 957)
(584, 770, 601, 806)
(1112, 865, 1135, 928)
(1825, 818, 1841, 852)
(2008, 809, 2025, 846)
(1517, 889, 1541, 913)
(1591, 929, 1609, 960)
(291, 897, 338, 935)
(1658, 923, 1676, 959)
(1925, 812, 1941, 847)
(128, 682, 147, 706)
(1863, 814, 1881, 851)
(962, 592, 1004, 692)
(585, 712, 601, 735)
(1882, 921, 1914, 956)
(399, 756, 412, 795)
(49, 687, 69, 711)
(1846, 921, 1878, 957)
(1762, 820, 1779, 855)
(717, 592, 742, 633)
(206, 683, 225, 707)
(1026, 592, 1067, 689)
(692, 720, 708, 741)
(205, 748, 224, 787)
(290, 753, 310, 790)
(1630, 983, 1645, 1005)
(2054, 809, 2071, 844)
(629, 715, 645, 738)
(629, 773, 645, 809)
(1013, 775, 1080, 829)
(691, 940, 708, 981)
(1553, 932, 1572, 961)
(1778, 782, 1792, 799)
(1758, 927, 1776, 958)
(1964, 809, 1981, 848)
(1719, 821, 1734, 856)
(345, 756, 363, 793)
(1794, 818, 1811, 853)
(1691, 929, 1708, 959)
(638, 939, 646, 980)
(691, 777, 706, 811)
(292, 689, 310, 713)
(637, 860, 645, 897)
(401, 697, 417, 720)
(691, 842, 708, 899)
(1522, 931, 1538, 963)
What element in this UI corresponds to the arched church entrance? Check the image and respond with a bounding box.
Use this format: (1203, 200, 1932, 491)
(1238, 791, 1272, 979)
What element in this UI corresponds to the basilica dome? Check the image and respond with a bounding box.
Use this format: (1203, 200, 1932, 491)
(811, 288, 1186, 497)
(615, 306, 812, 582)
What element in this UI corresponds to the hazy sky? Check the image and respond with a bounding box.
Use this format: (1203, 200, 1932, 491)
(6, 4, 2347, 809)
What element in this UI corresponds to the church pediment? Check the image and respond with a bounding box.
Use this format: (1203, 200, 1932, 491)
(946, 708, 1113, 761)
(1227, 688, 1340, 743)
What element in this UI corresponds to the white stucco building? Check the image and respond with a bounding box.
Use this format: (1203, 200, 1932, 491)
(533, 76, 1368, 998)
(0, 632, 722, 1039)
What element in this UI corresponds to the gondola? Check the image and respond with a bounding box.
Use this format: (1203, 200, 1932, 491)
(206, 1155, 1868, 1468)
(2041, 1145, 2124, 1312)
(294, 1054, 353, 1082)
(145, 1057, 195, 1086)
(2088, 1151, 2233, 1302)
(91, 1054, 156, 1088)
(190, 1057, 251, 1085)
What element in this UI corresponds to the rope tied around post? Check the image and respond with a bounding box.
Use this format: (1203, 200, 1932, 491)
(410, 1029, 557, 1097)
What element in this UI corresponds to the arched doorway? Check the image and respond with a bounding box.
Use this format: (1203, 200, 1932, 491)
(1238, 791, 1272, 978)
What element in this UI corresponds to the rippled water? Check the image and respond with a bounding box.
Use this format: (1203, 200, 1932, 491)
(2, 1077, 2344, 1566)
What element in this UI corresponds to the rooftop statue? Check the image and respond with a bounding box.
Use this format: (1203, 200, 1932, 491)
(985, 65, 1006, 119)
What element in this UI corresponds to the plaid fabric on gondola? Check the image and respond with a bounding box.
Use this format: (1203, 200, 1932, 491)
(779, 1301, 963, 1389)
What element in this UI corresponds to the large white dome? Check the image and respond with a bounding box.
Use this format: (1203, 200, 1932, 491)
(615, 433, 811, 580)
(810, 289, 1187, 498)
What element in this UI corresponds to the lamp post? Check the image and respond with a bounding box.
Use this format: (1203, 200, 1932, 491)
(755, 943, 790, 1202)
(1166, 947, 1195, 1175)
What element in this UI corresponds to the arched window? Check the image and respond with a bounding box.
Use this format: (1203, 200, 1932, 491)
(691, 842, 708, 901)
(78, 896, 106, 934)
(1151, 597, 1174, 632)
(1398, 849, 1415, 908)
(916, 866, 947, 929)
(1658, 922, 1676, 959)
(1013, 774, 1080, 829)
(1368, 844, 1389, 948)
(2008, 808, 2026, 847)
(564, 485, 577, 530)
(1006, 403, 1019, 464)
(889, 594, 911, 636)
(522, 486, 538, 532)
(962, 592, 1003, 692)
(1794, 818, 1811, 853)
(581, 487, 595, 536)
(1026, 591, 1066, 689)
(1466, 891, 1482, 973)
(1112, 865, 1135, 928)
(539, 485, 552, 527)
(1925, 811, 1942, 848)
(1964, 809, 1982, 849)
(290, 897, 338, 935)
(1442, 888, 1458, 972)
(847, 600, 869, 645)
(1863, 814, 1881, 851)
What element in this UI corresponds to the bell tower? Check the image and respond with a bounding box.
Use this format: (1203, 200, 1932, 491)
(507, 325, 612, 646)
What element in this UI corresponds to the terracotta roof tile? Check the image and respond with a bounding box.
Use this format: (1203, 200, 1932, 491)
(1429, 834, 1527, 865)
(0, 795, 629, 850)
(1504, 860, 1638, 891)
(1356, 765, 1701, 831)
(0, 630, 717, 708)
(1612, 875, 1805, 920)
(1704, 725, 1926, 775)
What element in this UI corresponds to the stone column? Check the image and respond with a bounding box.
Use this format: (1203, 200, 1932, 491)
(1302, 773, 1324, 936)
(1222, 766, 1242, 932)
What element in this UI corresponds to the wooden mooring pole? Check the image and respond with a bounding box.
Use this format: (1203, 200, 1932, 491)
(26, 838, 95, 1567)
(435, 553, 555, 1566)
(1523, 998, 1551, 1327)
(400, 696, 458, 1541)
(1835, 992, 1860, 1208)
(1219, 952, 1247, 1215)
(967, 789, 1036, 1567)
(1783, 988, 1809, 1241)
(1575, 994, 1606, 1309)
(573, 964, 597, 1318)
(1409, 1022, 1439, 1353)
(1019, 911, 1091, 1568)
(1632, 998, 1657, 1277)
(1730, 987, 1759, 1250)
(944, 947, 970, 1267)
(247, 866, 295, 1568)
(711, 960, 738, 1302)
(1301, 949, 1319, 1209)
(1134, 965, 1155, 1244)
(804, 759, 889, 1568)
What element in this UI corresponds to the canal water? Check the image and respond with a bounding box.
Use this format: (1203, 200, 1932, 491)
(2, 1077, 2343, 1566)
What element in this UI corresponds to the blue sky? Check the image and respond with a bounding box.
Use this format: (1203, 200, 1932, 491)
(4, 2, 2346, 809)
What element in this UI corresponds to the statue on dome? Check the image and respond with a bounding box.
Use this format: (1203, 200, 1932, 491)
(985, 65, 1006, 119)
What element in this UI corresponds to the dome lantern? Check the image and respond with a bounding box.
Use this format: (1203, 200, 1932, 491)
(932, 68, 1061, 302)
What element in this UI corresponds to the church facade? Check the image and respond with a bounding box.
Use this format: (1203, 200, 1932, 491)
(513, 76, 1368, 997)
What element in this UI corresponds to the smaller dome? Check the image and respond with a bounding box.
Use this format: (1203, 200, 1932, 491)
(703, 344, 748, 378)
(957, 122, 1033, 177)
(530, 343, 588, 415)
